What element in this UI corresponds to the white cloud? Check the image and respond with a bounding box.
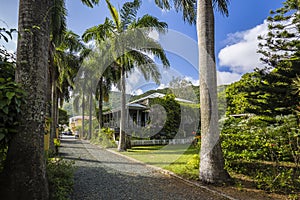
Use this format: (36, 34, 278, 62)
(157, 83, 168, 89)
(218, 20, 268, 74)
(183, 76, 199, 86)
(131, 89, 143, 95)
(217, 71, 242, 85)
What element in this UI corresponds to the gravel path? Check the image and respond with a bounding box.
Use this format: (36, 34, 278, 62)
(59, 139, 229, 200)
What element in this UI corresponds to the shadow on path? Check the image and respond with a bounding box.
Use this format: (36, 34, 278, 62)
(60, 139, 228, 200)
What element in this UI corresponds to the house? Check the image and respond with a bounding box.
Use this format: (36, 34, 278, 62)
(103, 93, 197, 138)
(69, 115, 90, 133)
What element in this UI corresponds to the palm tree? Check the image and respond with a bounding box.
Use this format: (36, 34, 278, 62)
(153, 0, 230, 183)
(83, 0, 170, 151)
(49, 0, 97, 148)
(110, 0, 170, 151)
(3, 1, 99, 198)
(48, 0, 67, 151)
(73, 76, 88, 138)
(4, 0, 52, 198)
(81, 39, 119, 131)
(196, 0, 230, 184)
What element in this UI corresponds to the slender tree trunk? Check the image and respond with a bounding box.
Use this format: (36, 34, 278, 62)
(50, 69, 57, 150)
(82, 91, 85, 139)
(55, 93, 59, 137)
(98, 77, 103, 130)
(4, 0, 50, 199)
(88, 89, 93, 140)
(197, 0, 230, 184)
(118, 67, 127, 151)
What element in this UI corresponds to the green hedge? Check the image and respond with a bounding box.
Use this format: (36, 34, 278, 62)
(221, 114, 300, 195)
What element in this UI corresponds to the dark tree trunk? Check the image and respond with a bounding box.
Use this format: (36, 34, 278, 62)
(4, 0, 51, 199)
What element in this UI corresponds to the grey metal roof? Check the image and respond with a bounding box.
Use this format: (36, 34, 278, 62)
(129, 92, 195, 104)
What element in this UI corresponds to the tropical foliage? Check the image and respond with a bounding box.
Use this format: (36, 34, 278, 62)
(82, 0, 170, 151)
(222, 0, 300, 196)
(0, 32, 25, 172)
(221, 115, 300, 195)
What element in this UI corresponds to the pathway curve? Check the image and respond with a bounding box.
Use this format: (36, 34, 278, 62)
(60, 139, 229, 200)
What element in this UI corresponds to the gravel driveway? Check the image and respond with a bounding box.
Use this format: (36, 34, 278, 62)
(59, 139, 230, 200)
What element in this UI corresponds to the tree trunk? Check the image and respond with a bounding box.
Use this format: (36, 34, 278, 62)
(82, 91, 85, 139)
(118, 67, 127, 151)
(98, 77, 103, 130)
(197, 0, 230, 184)
(88, 89, 93, 140)
(3, 0, 50, 199)
(50, 69, 57, 151)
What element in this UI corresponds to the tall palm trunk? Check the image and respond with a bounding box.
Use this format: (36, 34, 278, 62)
(118, 67, 127, 151)
(88, 89, 93, 139)
(50, 68, 57, 150)
(82, 91, 85, 138)
(197, 0, 229, 184)
(4, 0, 50, 199)
(98, 77, 103, 129)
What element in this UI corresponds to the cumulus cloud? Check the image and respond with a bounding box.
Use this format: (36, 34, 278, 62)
(131, 89, 143, 95)
(217, 71, 242, 85)
(182, 76, 199, 86)
(218, 20, 268, 74)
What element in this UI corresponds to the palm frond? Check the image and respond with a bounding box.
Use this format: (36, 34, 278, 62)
(120, 0, 141, 29)
(135, 35, 170, 68)
(174, 0, 196, 24)
(82, 18, 114, 42)
(212, 0, 230, 17)
(134, 15, 168, 33)
(59, 30, 84, 53)
(154, 0, 171, 10)
(50, 0, 67, 45)
(127, 50, 161, 84)
(80, 0, 100, 8)
(105, 0, 121, 30)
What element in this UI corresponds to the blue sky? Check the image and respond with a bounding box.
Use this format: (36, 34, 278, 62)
(0, 0, 285, 94)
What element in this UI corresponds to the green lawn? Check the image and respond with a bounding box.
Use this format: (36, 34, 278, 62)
(121, 144, 200, 180)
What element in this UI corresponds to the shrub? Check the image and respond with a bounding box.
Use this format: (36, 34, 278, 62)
(186, 154, 199, 169)
(90, 128, 116, 148)
(221, 114, 300, 195)
(0, 45, 25, 171)
(47, 158, 75, 200)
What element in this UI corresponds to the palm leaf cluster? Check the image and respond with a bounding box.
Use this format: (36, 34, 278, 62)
(80, 0, 170, 150)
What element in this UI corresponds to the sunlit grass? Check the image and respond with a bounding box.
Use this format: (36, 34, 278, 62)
(121, 144, 200, 180)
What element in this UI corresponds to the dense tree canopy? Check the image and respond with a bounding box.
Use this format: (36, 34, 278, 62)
(226, 0, 300, 116)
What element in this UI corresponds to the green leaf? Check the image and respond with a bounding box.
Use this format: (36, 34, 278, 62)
(32, 25, 40, 30)
(6, 91, 15, 100)
(0, 133, 5, 141)
(106, 0, 121, 29)
(0, 100, 6, 109)
(3, 106, 8, 114)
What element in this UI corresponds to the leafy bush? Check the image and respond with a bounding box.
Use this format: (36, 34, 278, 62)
(221, 114, 300, 195)
(47, 158, 75, 200)
(186, 154, 199, 169)
(0, 39, 25, 171)
(90, 128, 116, 148)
